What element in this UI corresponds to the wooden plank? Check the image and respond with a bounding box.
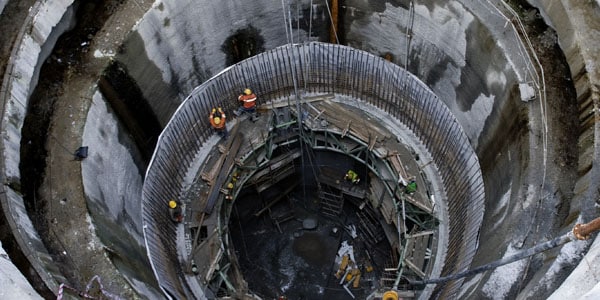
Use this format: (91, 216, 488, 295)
(201, 154, 227, 184)
(203, 124, 244, 214)
(402, 193, 432, 214)
(404, 259, 426, 279)
(257, 93, 335, 110)
(318, 101, 391, 141)
(379, 199, 395, 225)
(254, 182, 299, 217)
(254, 166, 295, 193)
(387, 154, 410, 184)
(248, 150, 301, 184)
(404, 234, 432, 279)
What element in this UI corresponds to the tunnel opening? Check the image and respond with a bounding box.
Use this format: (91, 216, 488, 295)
(221, 25, 266, 66)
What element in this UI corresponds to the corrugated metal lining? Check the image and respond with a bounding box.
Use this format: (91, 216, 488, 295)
(142, 42, 485, 299)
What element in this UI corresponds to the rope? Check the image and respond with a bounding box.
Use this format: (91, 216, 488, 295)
(281, 0, 290, 44)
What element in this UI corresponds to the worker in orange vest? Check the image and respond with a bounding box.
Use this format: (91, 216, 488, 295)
(209, 107, 228, 139)
(235, 88, 258, 121)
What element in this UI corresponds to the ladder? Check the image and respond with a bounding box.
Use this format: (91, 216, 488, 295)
(319, 186, 344, 217)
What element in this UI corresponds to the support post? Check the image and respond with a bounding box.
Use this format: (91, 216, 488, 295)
(329, 0, 339, 43)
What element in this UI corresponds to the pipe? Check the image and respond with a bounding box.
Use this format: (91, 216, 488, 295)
(573, 217, 600, 240)
(413, 217, 600, 285)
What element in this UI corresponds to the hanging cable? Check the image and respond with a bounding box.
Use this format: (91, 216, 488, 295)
(288, 9, 294, 44)
(281, 0, 290, 44)
(308, 0, 314, 40)
(405, 1, 414, 70)
(285, 4, 307, 201)
(296, 0, 301, 44)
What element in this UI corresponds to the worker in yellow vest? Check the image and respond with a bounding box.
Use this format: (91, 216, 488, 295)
(344, 170, 360, 184)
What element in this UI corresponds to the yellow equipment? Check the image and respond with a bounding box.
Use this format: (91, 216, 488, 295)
(383, 290, 398, 300)
(352, 272, 361, 288)
(365, 261, 373, 273)
(335, 254, 349, 278)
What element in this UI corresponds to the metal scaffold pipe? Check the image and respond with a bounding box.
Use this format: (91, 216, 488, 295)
(412, 217, 600, 285)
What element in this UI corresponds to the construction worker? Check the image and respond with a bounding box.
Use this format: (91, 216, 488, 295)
(168, 200, 183, 223)
(405, 177, 417, 195)
(235, 88, 258, 120)
(209, 107, 228, 139)
(344, 170, 360, 184)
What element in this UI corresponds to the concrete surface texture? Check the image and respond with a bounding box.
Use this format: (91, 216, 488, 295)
(0, 0, 598, 299)
(0, 241, 42, 299)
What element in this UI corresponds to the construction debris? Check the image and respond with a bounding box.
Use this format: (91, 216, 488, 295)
(333, 240, 364, 298)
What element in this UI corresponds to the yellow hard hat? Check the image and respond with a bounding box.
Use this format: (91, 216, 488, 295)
(169, 200, 177, 209)
(244, 88, 252, 95)
(227, 182, 234, 189)
(213, 117, 221, 124)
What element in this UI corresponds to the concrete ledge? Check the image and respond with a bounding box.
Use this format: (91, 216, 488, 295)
(0, 0, 75, 295)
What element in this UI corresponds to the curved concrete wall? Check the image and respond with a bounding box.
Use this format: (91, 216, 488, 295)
(118, 0, 303, 126)
(527, 1, 600, 298)
(142, 42, 485, 299)
(0, 1, 7, 15)
(81, 91, 161, 297)
(0, 0, 75, 294)
(121, 0, 531, 150)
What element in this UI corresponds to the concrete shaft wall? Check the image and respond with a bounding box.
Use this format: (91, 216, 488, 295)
(0, 0, 598, 298)
(142, 42, 485, 299)
(529, 1, 600, 298)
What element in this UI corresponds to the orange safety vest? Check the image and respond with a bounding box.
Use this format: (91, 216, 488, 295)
(238, 93, 257, 109)
(209, 112, 226, 129)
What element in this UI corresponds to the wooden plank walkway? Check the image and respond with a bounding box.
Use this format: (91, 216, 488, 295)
(203, 124, 244, 214)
